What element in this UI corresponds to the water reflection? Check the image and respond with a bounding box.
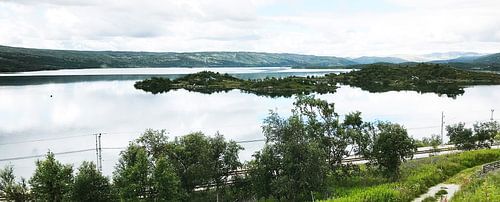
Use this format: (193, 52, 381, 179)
(0, 69, 499, 178)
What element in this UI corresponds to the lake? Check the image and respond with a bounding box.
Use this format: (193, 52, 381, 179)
(1, 67, 499, 178)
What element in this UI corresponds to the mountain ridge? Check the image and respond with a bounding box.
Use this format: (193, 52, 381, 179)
(1, 45, 500, 72)
(0, 45, 356, 72)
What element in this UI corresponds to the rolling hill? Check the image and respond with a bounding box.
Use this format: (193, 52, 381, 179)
(432, 53, 500, 71)
(351, 56, 408, 64)
(0, 45, 356, 72)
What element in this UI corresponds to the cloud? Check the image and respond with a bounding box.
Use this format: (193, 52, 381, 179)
(0, 0, 499, 56)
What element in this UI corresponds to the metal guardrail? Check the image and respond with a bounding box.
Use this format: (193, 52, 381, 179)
(195, 145, 466, 190)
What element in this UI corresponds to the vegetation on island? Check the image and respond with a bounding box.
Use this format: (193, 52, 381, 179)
(332, 63, 500, 98)
(135, 63, 500, 98)
(134, 71, 338, 97)
(1, 96, 499, 201)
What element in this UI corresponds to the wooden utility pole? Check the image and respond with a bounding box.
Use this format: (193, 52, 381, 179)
(441, 112, 445, 145)
(95, 133, 99, 170)
(491, 109, 495, 121)
(98, 133, 102, 172)
(95, 133, 103, 172)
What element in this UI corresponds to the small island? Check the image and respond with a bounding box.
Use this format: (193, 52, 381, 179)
(134, 71, 338, 97)
(332, 63, 500, 98)
(135, 64, 500, 98)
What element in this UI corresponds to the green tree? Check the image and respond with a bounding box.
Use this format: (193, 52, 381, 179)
(114, 130, 185, 201)
(248, 146, 280, 199)
(208, 133, 243, 201)
(367, 122, 417, 179)
(447, 123, 475, 150)
(152, 157, 181, 201)
(136, 129, 169, 160)
(251, 98, 331, 200)
(293, 96, 368, 176)
(249, 95, 374, 200)
(447, 121, 499, 150)
(113, 144, 151, 200)
(0, 165, 31, 201)
(71, 161, 113, 202)
(166, 132, 213, 194)
(473, 121, 499, 149)
(29, 152, 73, 202)
(495, 129, 500, 144)
(165, 132, 243, 199)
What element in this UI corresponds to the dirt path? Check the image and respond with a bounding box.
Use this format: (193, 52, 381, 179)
(413, 183, 460, 202)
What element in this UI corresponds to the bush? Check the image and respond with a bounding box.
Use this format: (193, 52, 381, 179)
(435, 189, 447, 197)
(422, 196, 436, 202)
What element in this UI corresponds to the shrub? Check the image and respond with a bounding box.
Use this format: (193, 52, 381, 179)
(422, 196, 436, 202)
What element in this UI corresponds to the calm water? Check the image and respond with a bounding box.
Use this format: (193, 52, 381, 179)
(0, 67, 499, 178)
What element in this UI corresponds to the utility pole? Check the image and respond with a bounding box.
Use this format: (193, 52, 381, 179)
(441, 112, 445, 145)
(98, 133, 102, 172)
(95, 133, 99, 171)
(491, 109, 495, 121)
(95, 133, 103, 172)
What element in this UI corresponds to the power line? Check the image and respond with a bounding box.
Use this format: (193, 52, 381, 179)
(0, 133, 95, 146)
(235, 139, 266, 144)
(407, 125, 441, 130)
(0, 149, 96, 162)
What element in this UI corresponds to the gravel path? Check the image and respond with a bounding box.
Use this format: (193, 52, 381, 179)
(413, 183, 460, 202)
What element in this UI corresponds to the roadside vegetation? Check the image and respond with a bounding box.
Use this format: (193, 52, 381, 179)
(1, 96, 499, 201)
(135, 64, 500, 98)
(452, 170, 500, 201)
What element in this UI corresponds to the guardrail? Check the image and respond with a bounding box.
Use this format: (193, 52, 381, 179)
(194, 144, 467, 190)
(481, 160, 500, 175)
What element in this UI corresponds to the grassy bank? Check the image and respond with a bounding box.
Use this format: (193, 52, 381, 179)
(451, 166, 500, 201)
(322, 149, 500, 202)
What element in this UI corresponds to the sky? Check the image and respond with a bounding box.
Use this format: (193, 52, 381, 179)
(1, 0, 500, 57)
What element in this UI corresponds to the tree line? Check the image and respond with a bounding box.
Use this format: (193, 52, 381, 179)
(1, 96, 499, 201)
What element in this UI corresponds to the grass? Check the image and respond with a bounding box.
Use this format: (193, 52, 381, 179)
(452, 170, 500, 201)
(321, 149, 500, 202)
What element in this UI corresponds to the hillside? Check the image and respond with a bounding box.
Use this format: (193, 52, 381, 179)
(0, 45, 355, 72)
(351, 56, 408, 64)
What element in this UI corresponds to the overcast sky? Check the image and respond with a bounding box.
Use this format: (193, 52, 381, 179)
(1, 0, 500, 57)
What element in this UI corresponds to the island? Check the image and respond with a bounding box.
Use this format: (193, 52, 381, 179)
(332, 63, 500, 98)
(134, 71, 338, 97)
(135, 64, 500, 98)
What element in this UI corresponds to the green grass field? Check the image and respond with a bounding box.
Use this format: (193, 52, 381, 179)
(321, 149, 500, 202)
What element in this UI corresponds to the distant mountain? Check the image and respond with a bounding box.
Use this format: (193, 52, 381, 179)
(393, 52, 489, 62)
(473, 53, 500, 64)
(351, 56, 408, 64)
(431, 53, 500, 71)
(2, 45, 498, 72)
(0, 45, 356, 72)
(421, 52, 487, 61)
(431, 56, 482, 64)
